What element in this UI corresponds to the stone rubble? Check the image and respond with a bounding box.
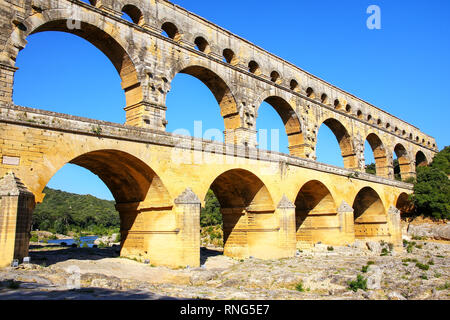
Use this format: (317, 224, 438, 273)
(0, 240, 448, 300)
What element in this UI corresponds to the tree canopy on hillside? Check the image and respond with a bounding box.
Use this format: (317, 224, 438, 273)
(412, 146, 450, 220)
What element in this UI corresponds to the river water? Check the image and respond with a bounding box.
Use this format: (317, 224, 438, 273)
(41, 236, 99, 248)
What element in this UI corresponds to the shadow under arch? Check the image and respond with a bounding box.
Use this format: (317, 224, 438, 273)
(294, 180, 337, 246)
(317, 118, 356, 169)
(207, 169, 276, 259)
(168, 64, 240, 131)
(366, 133, 389, 178)
(415, 151, 428, 169)
(396, 192, 414, 216)
(352, 187, 388, 240)
(256, 95, 304, 157)
(7, 12, 143, 118)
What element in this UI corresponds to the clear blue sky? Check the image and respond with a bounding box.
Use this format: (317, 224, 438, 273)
(12, 0, 450, 200)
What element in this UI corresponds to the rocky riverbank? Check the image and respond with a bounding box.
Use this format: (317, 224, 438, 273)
(0, 238, 448, 300)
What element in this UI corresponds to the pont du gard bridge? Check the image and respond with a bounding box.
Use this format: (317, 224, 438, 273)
(0, 0, 438, 268)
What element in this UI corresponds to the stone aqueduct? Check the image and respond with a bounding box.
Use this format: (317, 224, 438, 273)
(0, 0, 438, 267)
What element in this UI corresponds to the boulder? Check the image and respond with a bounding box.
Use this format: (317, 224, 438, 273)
(366, 241, 381, 253)
(408, 223, 450, 240)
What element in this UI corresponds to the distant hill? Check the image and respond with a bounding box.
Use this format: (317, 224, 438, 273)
(33, 187, 120, 234)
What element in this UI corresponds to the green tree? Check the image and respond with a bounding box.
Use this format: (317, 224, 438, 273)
(365, 163, 376, 175)
(412, 146, 450, 220)
(201, 189, 222, 227)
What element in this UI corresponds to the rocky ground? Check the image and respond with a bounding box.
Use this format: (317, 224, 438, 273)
(0, 235, 448, 300)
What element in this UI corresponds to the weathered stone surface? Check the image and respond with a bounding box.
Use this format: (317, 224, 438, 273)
(1, 239, 448, 300)
(408, 223, 450, 240)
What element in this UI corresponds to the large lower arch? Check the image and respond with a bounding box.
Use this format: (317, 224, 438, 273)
(169, 64, 240, 132)
(294, 180, 340, 246)
(317, 118, 357, 169)
(257, 96, 304, 157)
(352, 187, 389, 240)
(5, 10, 144, 124)
(208, 169, 277, 259)
(366, 133, 389, 178)
(394, 143, 414, 180)
(45, 150, 174, 264)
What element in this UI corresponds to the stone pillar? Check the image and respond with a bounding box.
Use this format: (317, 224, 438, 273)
(276, 195, 297, 257)
(174, 188, 201, 267)
(124, 102, 167, 130)
(289, 143, 315, 159)
(0, 172, 35, 267)
(342, 151, 360, 171)
(224, 128, 257, 148)
(388, 206, 403, 250)
(337, 201, 355, 245)
(124, 71, 170, 131)
(0, 64, 17, 106)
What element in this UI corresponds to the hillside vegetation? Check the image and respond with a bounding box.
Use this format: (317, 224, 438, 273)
(33, 187, 120, 236)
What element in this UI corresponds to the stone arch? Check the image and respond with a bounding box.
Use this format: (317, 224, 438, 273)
(207, 169, 276, 259)
(161, 21, 182, 42)
(194, 36, 211, 54)
(394, 143, 414, 180)
(396, 192, 414, 216)
(415, 150, 428, 168)
(352, 187, 388, 240)
(4, 9, 144, 119)
(365, 133, 389, 178)
(168, 62, 240, 130)
(294, 180, 337, 246)
(121, 4, 145, 25)
(222, 48, 238, 65)
(248, 60, 261, 75)
(270, 70, 281, 84)
(255, 93, 304, 157)
(290, 79, 299, 92)
(316, 118, 356, 169)
(42, 149, 171, 206)
(40, 149, 172, 261)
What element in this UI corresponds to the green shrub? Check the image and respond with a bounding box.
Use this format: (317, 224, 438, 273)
(380, 248, 389, 256)
(295, 282, 305, 292)
(327, 246, 334, 251)
(437, 282, 450, 290)
(416, 262, 430, 271)
(348, 274, 367, 292)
